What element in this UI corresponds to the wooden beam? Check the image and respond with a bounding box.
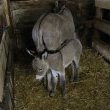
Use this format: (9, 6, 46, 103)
(3, 0, 12, 27)
(95, 0, 110, 9)
(93, 39, 110, 61)
(93, 30, 110, 62)
(0, 31, 10, 102)
(94, 19, 110, 36)
(0, 5, 3, 15)
(3, 0, 13, 35)
(96, 7, 102, 19)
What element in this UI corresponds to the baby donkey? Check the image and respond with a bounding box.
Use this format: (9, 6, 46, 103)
(30, 37, 82, 97)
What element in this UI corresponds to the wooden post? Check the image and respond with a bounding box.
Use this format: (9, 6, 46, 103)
(0, 1, 14, 110)
(92, 31, 110, 61)
(96, 7, 102, 19)
(3, 0, 13, 28)
(0, 31, 9, 103)
(3, 0, 14, 36)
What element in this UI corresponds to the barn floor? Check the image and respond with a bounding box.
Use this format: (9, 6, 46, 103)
(14, 48, 110, 110)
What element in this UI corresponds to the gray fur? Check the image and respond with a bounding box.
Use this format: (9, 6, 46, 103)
(31, 6, 82, 96)
(32, 37, 82, 96)
(32, 6, 75, 52)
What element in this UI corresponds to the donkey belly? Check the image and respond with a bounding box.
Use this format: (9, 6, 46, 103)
(61, 41, 75, 68)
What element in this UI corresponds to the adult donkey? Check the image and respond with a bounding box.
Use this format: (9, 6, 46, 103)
(32, 0, 76, 58)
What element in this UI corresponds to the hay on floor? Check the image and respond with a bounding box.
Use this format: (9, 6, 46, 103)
(14, 49, 110, 110)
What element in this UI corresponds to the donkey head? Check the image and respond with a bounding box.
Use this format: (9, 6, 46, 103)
(26, 49, 49, 80)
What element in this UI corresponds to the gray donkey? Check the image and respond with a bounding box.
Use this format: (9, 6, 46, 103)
(28, 36, 82, 97)
(27, 1, 82, 97)
(32, 1, 75, 57)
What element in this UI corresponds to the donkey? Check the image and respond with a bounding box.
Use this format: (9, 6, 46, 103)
(28, 36, 82, 97)
(27, 1, 82, 97)
(32, 1, 75, 58)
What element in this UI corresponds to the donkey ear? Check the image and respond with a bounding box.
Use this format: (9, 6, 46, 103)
(26, 48, 36, 57)
(41, 51, 48, 60)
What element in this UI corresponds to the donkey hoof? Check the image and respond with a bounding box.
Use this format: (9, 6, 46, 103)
(62, 94, 68, 99)
(49, 91, 55, 97)
(73, 77, 79, 82)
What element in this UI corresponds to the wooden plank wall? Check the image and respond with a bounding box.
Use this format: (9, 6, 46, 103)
(95, 0, 110, 34)
(94, 19, 110, 36)
(0, 31, 10, 102)
(0, 0, 14, 109)
(93, 0, 110, 62)
(95, 0, 110, 9)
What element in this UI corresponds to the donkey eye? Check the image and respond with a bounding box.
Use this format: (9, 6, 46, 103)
(38, 68, 43, 72)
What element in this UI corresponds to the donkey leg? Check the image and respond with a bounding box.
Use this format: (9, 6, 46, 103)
(42, 75, 47, 89)
(71, 61, 79, 82)
(47, 72, 53, 96)
(51, 71, 58, 97)
(59, 72, 66, 97)
(47, 70, 58, 97)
